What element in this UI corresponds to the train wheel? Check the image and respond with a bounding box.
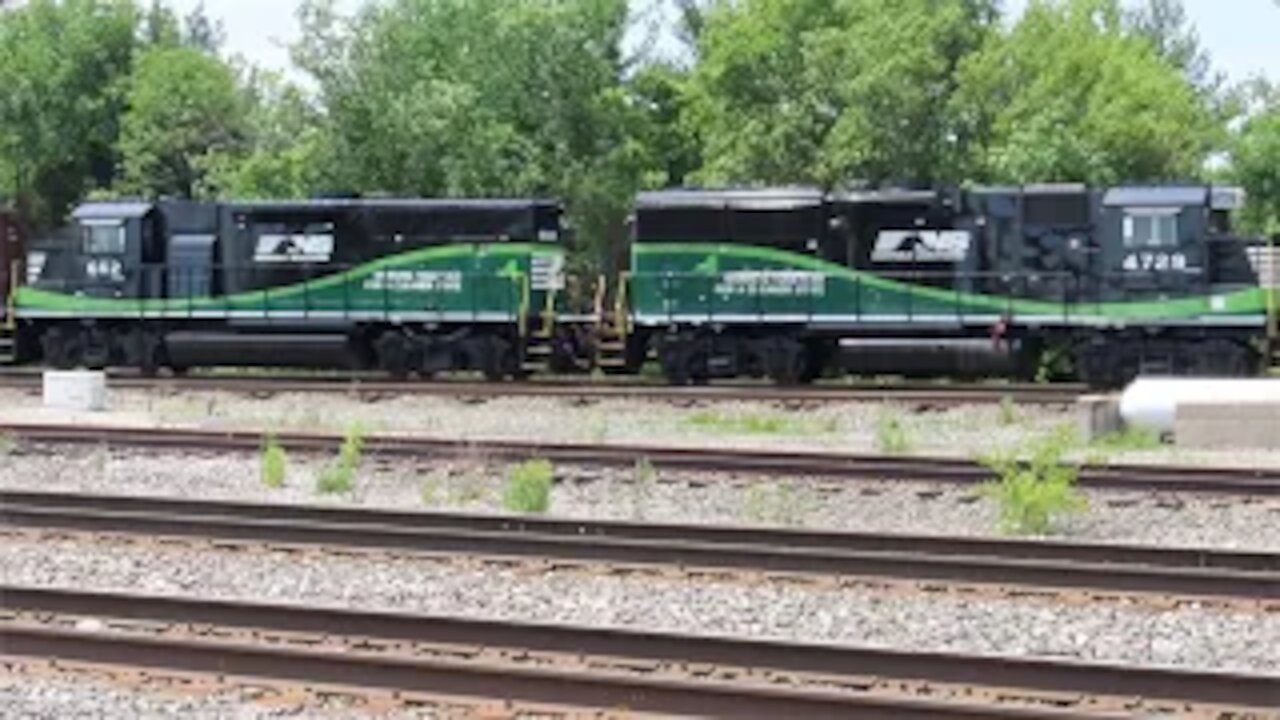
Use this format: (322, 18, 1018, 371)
(480, 336, 516, 382)
(374, 331, 412, 380)
(764, 337, 808, 386)
(41, 327, 82, 370)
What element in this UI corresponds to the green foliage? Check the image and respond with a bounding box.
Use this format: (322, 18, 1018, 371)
(116, 45, 248, 198)
(742, 480, 808, 526)
(630, 456, 657, 519)
(953, 0, 1219, 184)
(1087, 426, 1165, 464)
(0, 433, 16, 456)
(502, 458, 554, 514)
(687, 0, 996, 186)
(875, 412, 912, 455)
(686, 410, 836, 435)
(998, 395, 1018, 426)
(295, 0, 650, 272)
(980, 427, 1087, 535)
(315, 424, 365, 495)
(0, 0, 141, 226)
(1232, 83, 1280, 235)
(202, 69, 331, 199)
(260, 434, 288, 489)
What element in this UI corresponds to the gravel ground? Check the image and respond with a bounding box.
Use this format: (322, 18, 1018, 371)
(2, 445, 1278, 550)
(2, 532, 1276, 675)
(0, 665, 471, 719)
(2, 385, 1276, 469)
(0, 386, 1074, 456)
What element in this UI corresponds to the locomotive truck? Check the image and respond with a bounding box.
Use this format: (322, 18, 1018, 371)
(2, 183, 1276, 387)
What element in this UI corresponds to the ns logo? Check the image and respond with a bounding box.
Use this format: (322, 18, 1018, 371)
(871, 230, 972, 263)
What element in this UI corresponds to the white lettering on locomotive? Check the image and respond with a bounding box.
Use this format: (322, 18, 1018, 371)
(363, 270, 464, 292)
(1122, 252, 1188, 272)
(872, 230, 971, 263)
(714, 270, 826, 297)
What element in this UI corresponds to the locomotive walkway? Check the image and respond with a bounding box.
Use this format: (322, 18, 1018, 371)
(2, 585, 1275, 717)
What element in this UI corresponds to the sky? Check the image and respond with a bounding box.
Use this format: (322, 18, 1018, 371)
(172, 0, 1279, 84)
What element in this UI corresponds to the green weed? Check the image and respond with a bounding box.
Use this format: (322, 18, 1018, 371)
(686, 410, 836, 435)
(502, 458, 554, 513)
(315, 424, 366, 495)
(742, 481, 808, 526)
(0, 433, 17, 456)
(998, 395, 1018, 426)
(260, 435, 288, 489)
(630, 457, 657, 519)
(875, 413, 912, 455)
(980, 427, 1087, 535)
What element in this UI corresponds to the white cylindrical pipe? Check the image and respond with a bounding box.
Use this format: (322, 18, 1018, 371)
(1120, 378, 1280, 433)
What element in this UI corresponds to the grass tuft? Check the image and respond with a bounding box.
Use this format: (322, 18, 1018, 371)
(260, 434, 288, 489)
(998, 395, 1018, 426)
(980, 426, 1087, 535)
(742, 480, 808, 526)
(315, 424, 366, 495)
(686, 410, 836, 436)
(503, 458, 554, 513)
(875, 412, 912, 455)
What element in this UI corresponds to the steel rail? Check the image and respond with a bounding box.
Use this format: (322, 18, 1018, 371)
(2, 492, 1276, 601)
(0, 371, 1084, 406)
(2, 422, 1278, 495)
(5, 490, 1277, 573)
(3, 586, 1276, 714)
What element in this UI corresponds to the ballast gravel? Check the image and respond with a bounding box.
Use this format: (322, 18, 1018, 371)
(0, 666, 462, 719)
(0, 386, 1077, 455)
(1, 445, 1278, 551)
(1, 532, 1276, 675)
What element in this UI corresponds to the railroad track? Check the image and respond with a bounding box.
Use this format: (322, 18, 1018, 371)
(2, 585, 1275, 717)
(0, 369, 1085, 406)
(2, 422, 1277, 495)
(4, 490, 1276, 602)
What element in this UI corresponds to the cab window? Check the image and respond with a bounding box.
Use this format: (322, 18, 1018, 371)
(1122, 209, 1178, 248)
(82, 220, 127, 255)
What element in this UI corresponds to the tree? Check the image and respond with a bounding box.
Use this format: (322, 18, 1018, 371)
(202, 69, 331, 199)
(1232, 83, 1280, 235)
(685, 0, 997, 187)
(295, 0, 652, 271)
(952, 0, 1220, 185)
(115, 46, 248, 198)
(0, 0, 140, 226)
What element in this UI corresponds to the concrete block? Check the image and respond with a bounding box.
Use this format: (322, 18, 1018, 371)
(42, 370, 108, 412)
(1175, 401, 1280, 451)
(1077, 394, 1123, 442)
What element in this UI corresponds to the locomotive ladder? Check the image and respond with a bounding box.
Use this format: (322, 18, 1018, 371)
(1263, 241, 1280, 373)
(593, 273, 631, 373)
(0, 259, 14, 365)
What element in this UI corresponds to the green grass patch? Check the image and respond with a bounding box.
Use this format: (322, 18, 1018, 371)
(502, 458, 554, 513)
(315, 424, 366, 495)
(998, 395, 1018, 426)
(742, 481, 808, 526)
(685, 410, 836, 435)
(980, 426, 1087, 536)
(260, 434, 288, 489)
(875, 412, 912, 455)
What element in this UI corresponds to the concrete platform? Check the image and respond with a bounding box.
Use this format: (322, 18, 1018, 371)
(1175, 402, 1280, 451)
(42, 371, 108, 413)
